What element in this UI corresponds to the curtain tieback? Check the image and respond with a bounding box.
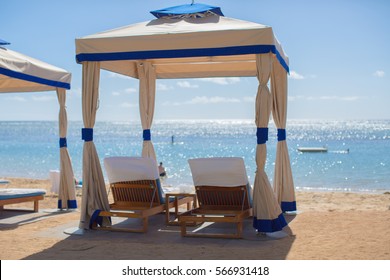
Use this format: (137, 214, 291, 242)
(82, 128, 93, 142)
(59, 137, 67, 148)
(256, 127, 268, 144)
(143, 129, 151, 141)
(277, 129, 286, 141)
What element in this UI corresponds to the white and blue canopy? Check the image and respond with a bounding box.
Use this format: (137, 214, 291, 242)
(0, 40, 76, 210)
(75, 12, 289, 78)
(0, 44, 71, 93)
(75, 3, 295, 232)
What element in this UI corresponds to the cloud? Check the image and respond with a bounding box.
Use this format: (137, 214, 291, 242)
(111, 91, 121, 96)
(373, 70, 385, 78)
(243, 96, 255, 102)
(125, 87, 137, 93)
(157, 83, 174, 91)
(31, 95, 57, 102)
(120, 102, 137, 108)
(69, 87, 82, 97)
(177, 81, 199, 88)
(198, 77, 241, 85)
(189, 96, 240, 104)
(108, 72, 132, 80)
(164, 96, 241, 106)
(289, 71, 305, 80)
(289, 95, 363, 101)
(6, 96, 27, 102)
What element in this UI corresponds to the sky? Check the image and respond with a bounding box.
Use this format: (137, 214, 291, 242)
(1, 0, 389, 121)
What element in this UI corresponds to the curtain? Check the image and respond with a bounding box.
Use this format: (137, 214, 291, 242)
(79, 61, 111, 229)
(137, 61, 157, 160)
(252, 53, 287, 232)
(56, 88, 77, 210)
(271, 59, 296, 212)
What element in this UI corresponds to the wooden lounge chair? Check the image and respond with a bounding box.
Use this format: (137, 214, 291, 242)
(91, 157, 194, 233)
(0, 188, 46, 212)
(179, 157, 253, 239)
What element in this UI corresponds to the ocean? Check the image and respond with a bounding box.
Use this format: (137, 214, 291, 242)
(1, 119, 389, 193)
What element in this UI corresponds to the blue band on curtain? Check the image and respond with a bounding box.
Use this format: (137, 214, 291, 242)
(281, 201, 296, 212)
(59, 137, 67, 148)
(90, 210, 103, 228)
(253, 213, 287, 232)
(143, 129, 151, 141)
(58, 199, 77, 209)
(82, 128, 93, 142)
(256, 127, 268, 144)
(89, 210, 111, 229)
(67, 200, 77, 209)
(277, 129, 286, 141)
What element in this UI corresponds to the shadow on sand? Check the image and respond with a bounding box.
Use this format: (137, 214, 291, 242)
(22, 213, 296, 260)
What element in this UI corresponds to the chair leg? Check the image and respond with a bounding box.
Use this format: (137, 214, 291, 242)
(33, 200, 39, 212)
(142, 217, 148, 232)
(180, 222, 187, 237)
(237, 221, 243, 238)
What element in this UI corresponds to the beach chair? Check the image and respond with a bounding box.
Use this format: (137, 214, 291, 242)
(93, 157, 194, 233)
(179, 157, 253, 239)
(0, 188, 46, 212)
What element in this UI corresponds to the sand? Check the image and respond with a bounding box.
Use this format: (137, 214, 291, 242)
(0, 177, 389, 260)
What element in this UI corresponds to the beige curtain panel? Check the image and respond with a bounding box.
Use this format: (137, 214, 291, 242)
(79, 61, 111, 230)
(57, 88, 77, 209)
(271, 60, 296, 212)
(252, 53, 287, 233)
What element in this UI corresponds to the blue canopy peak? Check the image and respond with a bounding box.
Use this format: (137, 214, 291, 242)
(0, 38, 11, 45)
(150, 3, 224, 19)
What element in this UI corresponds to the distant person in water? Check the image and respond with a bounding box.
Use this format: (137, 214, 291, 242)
(159, 162, 167, 177)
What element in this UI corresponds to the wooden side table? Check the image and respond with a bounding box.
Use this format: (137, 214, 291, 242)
(165, 193, 197, 225)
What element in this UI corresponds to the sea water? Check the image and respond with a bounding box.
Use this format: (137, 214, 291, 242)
(0, 119, 389, 193)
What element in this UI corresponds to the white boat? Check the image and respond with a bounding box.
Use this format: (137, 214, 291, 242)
(297, 147, 328, 153)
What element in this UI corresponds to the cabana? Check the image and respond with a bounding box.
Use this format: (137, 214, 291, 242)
(0, 39, 77, 210)
(75, 3, 296, 233)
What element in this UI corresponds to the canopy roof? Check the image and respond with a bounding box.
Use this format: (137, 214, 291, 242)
(76, 14, 289, 79)
(150, 3, 224, 18)
(0, 45, 71, 93)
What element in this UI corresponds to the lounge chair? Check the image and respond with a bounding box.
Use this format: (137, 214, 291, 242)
(92, 156, 195, 233)
(0, 188, 46, 212)
(179, 157, 253, 239)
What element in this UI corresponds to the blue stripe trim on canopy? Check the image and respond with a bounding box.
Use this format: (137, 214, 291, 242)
(76, 45, 289, 73)
(256, 127, 268, 144)
(82, 128, 93, 142)
(59, 137, 67, 148)
(253, 213, 287, 232)
(143, 129, 151, 141)
(277, 129, 286, 141)
(281, 201, 296, 212)
(0, 67, 71, 90)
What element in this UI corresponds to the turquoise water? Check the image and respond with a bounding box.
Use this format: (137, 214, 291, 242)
(1, 120, 389, 193)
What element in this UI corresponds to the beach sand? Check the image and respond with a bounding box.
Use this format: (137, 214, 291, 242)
(0, 177, 389, 260)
